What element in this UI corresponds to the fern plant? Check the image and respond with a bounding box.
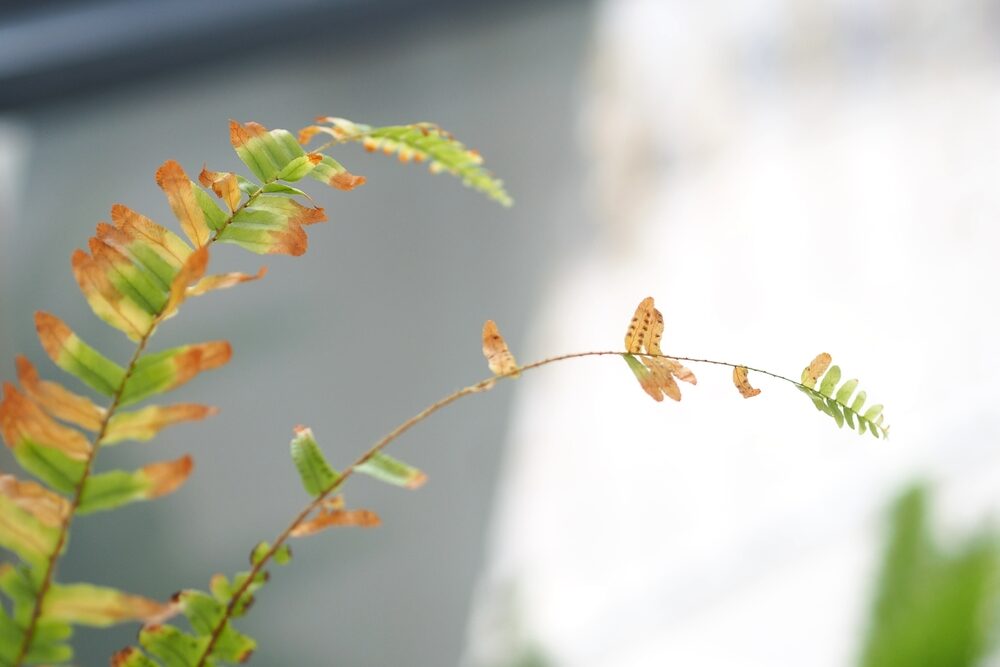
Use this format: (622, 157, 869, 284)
(0, 116, 889, 665)
(0, 116, 507, 666)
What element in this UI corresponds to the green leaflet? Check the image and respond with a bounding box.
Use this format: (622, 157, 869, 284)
(835, 378, 859, 405)
(819, 365, 841, 397)
(0, 563, 38, 614)
(35, 312, 126, 396)
(234, 174, 260, 196)
(260, 182, 308, 197)
(46, 582, 168, 628)
(798, 354, 889, 439)
(275, 154, 319, 182)
(0, 495, 60, 567)
(0, 609, 73, 665)
(9, 442, 84, 495)
(250, 541, 292, 567)
(78, 471, 149, 514)
(193, 186, 229, 232)
(119, 558, 279, 665)
(10, 627, 72, 665)
(357, 452, 427, 489)
(0, 610, 20, 665)
(179, 591, 255, 663)
(230, 120, 308, 183)
(77, 456, 192, 516)
(622, 353, 651, 383)
(139, 623, 206, 667)
(289, 427, 339, 497)
(0, 565, 74, 665)
(120, 342, 231, 407)
(208, 566, 270, 620)
(216, 194, 326, 257)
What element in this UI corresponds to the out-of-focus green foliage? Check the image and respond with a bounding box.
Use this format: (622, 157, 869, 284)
(860, 485, 1000, 667)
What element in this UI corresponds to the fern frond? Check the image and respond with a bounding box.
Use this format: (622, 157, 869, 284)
(1, 115, 504, 665)
(798, 353, 889, 438)
(620, 297, 697, 402)
(300, 117, 512, 206)
(111, 541, 296, 666)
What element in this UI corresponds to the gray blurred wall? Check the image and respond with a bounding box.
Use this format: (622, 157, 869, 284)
(0, 2, 593, 664)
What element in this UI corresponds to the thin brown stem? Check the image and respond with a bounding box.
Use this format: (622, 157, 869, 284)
(308, 131, 369, 155)
(14, 183, 263, 666)
(193, 350, 802, 664)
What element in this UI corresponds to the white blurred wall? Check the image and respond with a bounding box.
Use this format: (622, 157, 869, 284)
(466, 1, 1000, 665)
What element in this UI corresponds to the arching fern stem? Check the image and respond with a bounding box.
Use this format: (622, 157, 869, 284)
(192, 350, 804, 665)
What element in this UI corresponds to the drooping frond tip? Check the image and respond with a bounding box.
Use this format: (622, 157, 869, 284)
(799, 352, 889, 438)
(622, 296, 696, 402)
(299, 117, 512, 207)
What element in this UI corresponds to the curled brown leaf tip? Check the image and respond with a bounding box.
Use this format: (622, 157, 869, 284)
(733, 366, 761, 398)
(229, 119, 251, 148)
(144, 455, 194, 498)
(34, 311, 72, 363)
(482, 320, 519, 377)
(406, 471, 429, 490)
(330, 171, 367, 191)
(291, 507, 381, 537)
(801, 352, 832, 389)
(112, 647, 139, 666)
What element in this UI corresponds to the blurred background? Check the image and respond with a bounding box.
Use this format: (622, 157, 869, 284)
(2, 0, 1000, 665)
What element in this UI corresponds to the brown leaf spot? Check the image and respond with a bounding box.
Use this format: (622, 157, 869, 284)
(624, 297, 655, 353)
